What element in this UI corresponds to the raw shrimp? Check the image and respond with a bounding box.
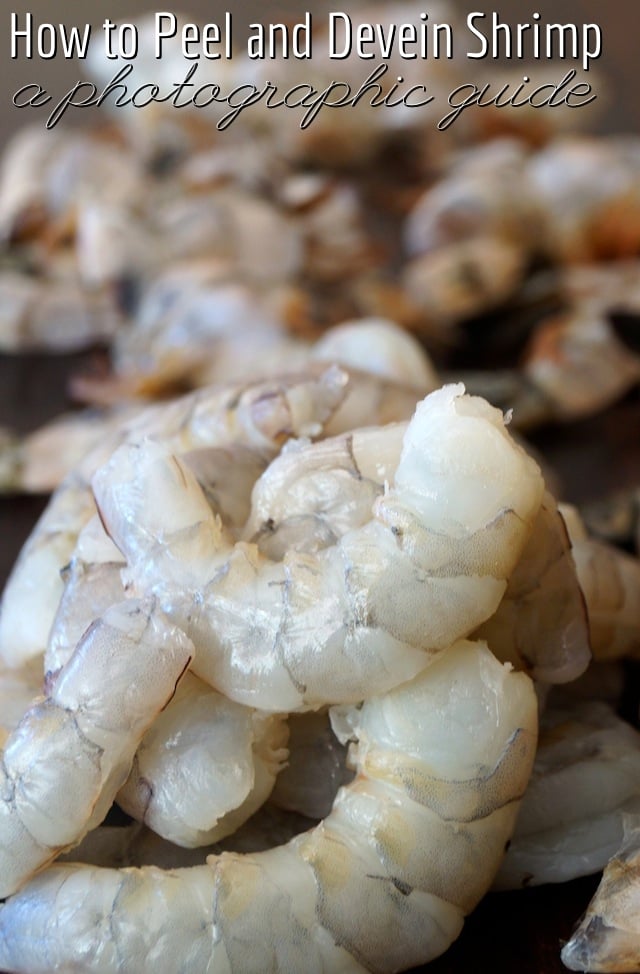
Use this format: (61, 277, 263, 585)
(117, 672, 288, 848)
(529, 136, 640, 263)
(474, 491, 591, 684)
(0, 126, 144, 242)
(0, 658, 42, 747)
(0, 599, 193, 898)
(44, 442, 270, 678)
(0, 270, 120, 353)
(563, 507, 640, 662)
(562, 814, 640, 972)
(104, 264, 308, 397)
(44, 513, 127, 678)
(0, 408, 136, 496)
(43, 446, 289, 850)
(94, 384, 544, 711)
(0, 366, 350, 669)
(0, 639, 537, 974)
(523, 312, 640, 422)
(0, 475, 97, 669)
(495, 700, 640, 890)
(0, 318, 435, 495)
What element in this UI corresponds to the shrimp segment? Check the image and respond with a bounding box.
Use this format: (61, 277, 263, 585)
(495, 701, 640, 890)
(0, 600, 193, 898)
(95, 384, 544, 710)
(475, 491, 591, 684)
(117, 673, 289, 848)
(0, 640, 537, 974)
(0, 366, 350, 670)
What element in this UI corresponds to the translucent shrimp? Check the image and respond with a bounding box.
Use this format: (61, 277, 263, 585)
(0, 125, 143, 242)
(0, 476, 97, 669)
(0, 599, 193, 899)
(529, 136, 640, 263)
(0, 270, 121, 353)
(94, 384, 544, 711)
(0, 366, 350, 669)
(44, 513, 127, 678)
(475, 491, 591, 684)
(523, 312, 640, 422)
(0, 408, 136, 496)
(562, 814, 640, 972)
(0, 658, 42, 747)
(117, 672, 288, 848)
(563, 507, 640, 662)
(58, 438, 290, 852)
(0, 640, 537, 974)
(0, 318, 436, 495)
(574, 540, 640, 661)
(43, 442, 270, 679)
(494, 700, 640, 890)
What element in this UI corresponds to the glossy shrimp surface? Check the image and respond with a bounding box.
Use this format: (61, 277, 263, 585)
(94, 384, 544, 710)
(0, 640, 537, 974)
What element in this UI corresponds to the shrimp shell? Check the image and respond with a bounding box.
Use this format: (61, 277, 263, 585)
(562, 815, 640, 972)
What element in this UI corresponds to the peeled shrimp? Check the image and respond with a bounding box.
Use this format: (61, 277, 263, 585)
(0, 270, 120, 353)
(0, 366, 350, 669)
(1, 362, 427, 672)
(117, 672, 288, 848)
(0, 599, 193, 898)
(563, 508, 640, 662)
(94, 384, 544, 711)
(0, 658, 42, 747)
(0, 639, 537, 974)
(475, 491, 591, 684)
(523, 312, 640, 422)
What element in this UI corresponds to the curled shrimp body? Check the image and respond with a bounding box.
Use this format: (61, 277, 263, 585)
(0, 366, 350, 670)
(495, 700, 640, 890)
(117, 672, 288, 849)
(562, 507, 640, 662)
(0, 599, 193, 899)
(94, 384, 544, 711)
(475, 491, 591, 684)
(0, 640, 537, 974)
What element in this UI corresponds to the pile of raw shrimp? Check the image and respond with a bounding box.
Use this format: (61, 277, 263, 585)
(1, 4, 640, 973)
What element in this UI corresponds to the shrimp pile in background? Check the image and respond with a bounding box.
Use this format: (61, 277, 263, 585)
(1, 4, 640, 972)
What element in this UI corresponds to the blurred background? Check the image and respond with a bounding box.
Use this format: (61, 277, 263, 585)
(1, 0, 638, 142)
